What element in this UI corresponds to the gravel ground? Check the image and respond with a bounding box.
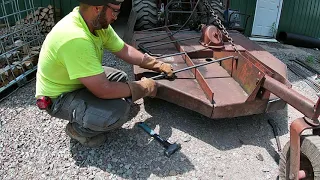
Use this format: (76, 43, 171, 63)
(0, 41, 319, 180)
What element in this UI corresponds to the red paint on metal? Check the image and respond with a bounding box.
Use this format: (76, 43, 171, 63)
(289, 118, 313, 180)
(131, 26, 319, 119)
(185, 55, 215, 103)
(242, 51, 291, 87)
(156, 79, 214, 118)
(262, 75, 316, 119)
(313, 96, 320, 120)
(132, 27, 320, 179)
(212, 100, 268, 118)
(229, 31, 289, 84)
(165, 26, 216, 103)
(213, 51, 265, 97)
(199, 25, 224, 49)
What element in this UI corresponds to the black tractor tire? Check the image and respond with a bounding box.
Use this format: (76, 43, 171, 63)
(279, 135, 320, 180)
(133, 0, 158, 30)
(208, 0, 225, 24)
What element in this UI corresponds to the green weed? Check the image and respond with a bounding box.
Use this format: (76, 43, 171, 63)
(306, 55, 315, 64)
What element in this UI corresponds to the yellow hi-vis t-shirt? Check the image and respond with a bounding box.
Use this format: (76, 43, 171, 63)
(35, 7, 125, 99)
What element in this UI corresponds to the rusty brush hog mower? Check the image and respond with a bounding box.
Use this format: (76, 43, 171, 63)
(126, 0, 320, 179)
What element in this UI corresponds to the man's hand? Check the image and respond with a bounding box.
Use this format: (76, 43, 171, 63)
(113, 44, 173, 77)
(159, 63, 174, 78)
(127, 77, 157, 102)
(140, 53, 174, 78)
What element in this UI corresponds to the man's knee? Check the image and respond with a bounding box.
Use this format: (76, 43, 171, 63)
(82, 98, 131, 132)
(48, 89, 131, 133)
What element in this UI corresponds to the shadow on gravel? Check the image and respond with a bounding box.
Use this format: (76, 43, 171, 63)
(142, 97, 289, 165)
(69, 102, 195, 179)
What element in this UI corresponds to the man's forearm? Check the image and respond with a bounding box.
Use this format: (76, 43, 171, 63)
(99, 81, 131, 99)
(78, 72, 157, 102)
(114, 43, 144, 65)
(79, 73, 131, 99)
(98, 78, 157, 102)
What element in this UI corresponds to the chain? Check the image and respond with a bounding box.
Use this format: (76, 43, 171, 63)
(203, 0, 240, 54)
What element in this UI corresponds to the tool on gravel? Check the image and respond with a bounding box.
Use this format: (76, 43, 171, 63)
(138, 122, 181, 157)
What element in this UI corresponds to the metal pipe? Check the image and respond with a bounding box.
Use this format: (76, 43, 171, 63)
(151, 56, 234, 79)
(135, 29, 191, 41)
(289, 118, 311, 180)
(156, 48, 209, 59)
(139, 24, 179, 32)
(262, 75, 318, 120)
(277, 31, 320, 49)
(141, 47, 209, 58)
(141, 36, 200, 49)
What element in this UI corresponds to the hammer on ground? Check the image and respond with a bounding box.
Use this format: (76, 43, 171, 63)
(138, 122, 181, 157)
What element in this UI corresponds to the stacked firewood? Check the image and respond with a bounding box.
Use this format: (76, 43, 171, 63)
(0, 43, 40, 88)
(0, 5, 57, 88)
(15, 4, 55, 35)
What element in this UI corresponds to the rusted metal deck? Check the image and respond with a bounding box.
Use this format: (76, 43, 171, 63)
(130, 25, 320, 179)
(131, 27, 289, 119)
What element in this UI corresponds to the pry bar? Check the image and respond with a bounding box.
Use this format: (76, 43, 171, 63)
(151, 56, 235, 80)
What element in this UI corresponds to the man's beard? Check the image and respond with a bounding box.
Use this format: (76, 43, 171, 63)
(98, 11, 109, 29)
(92, 6, 109, 30)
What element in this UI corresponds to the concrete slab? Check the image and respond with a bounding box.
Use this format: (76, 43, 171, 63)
(249, 37, 279, 43)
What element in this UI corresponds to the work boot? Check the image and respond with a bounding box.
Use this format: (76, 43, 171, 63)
(65, 123, 107, 148)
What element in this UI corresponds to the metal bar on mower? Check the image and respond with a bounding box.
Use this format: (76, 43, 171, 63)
(141, 36, 200, 49)
(151, 56, 234, 80)
(289, 118, 313, 180)
(156, 48, 209, 59)
(139, 24, 179, 32)
(136, 29, 191, 41)
(167, 11, 207, 14)
(262, 75, 320, 120)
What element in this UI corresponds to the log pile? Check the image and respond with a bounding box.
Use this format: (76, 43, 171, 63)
(0, 43, 40, 88)
(0, 5, 55, 88)
(15, 4, 55, 35)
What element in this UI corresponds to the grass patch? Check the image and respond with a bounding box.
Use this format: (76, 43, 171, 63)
(306, 55, 315, 64)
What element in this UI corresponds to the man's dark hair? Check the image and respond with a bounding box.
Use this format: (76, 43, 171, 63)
(79, 3, 90, 10)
